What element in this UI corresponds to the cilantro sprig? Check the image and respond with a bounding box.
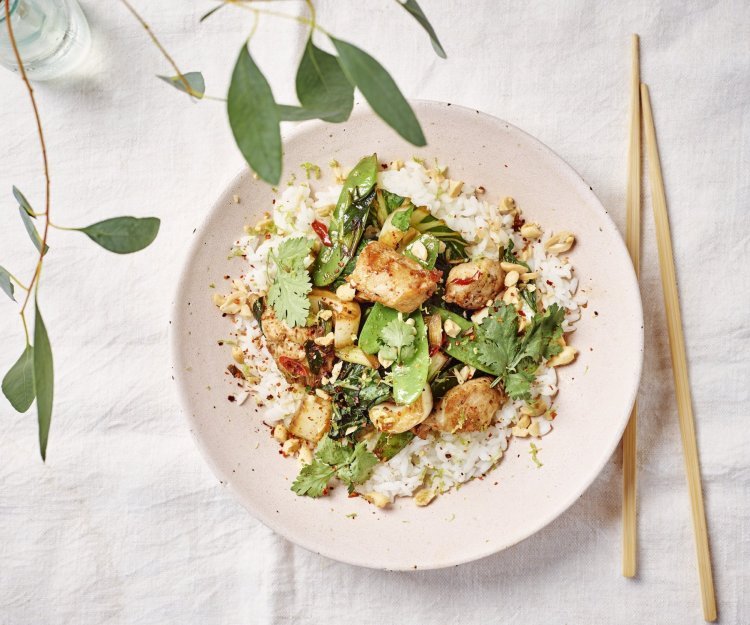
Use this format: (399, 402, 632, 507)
(377, 314, 417, 365)
(267, 237, 313, 327)
(463, 301, 564, 400)
(291, 436, 379, 497)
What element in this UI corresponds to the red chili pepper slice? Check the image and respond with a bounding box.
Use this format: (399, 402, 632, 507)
(429, 344, 441, 357)
(450, 270, 479, 286)
(312, 220, 332, 247)
(278, 356, 308, 379)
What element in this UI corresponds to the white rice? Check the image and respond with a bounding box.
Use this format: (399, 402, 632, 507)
(227, 159, 584, 503)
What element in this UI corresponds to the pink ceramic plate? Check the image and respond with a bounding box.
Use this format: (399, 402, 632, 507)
(171, 101, 643, 570)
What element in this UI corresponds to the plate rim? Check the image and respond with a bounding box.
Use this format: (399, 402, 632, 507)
(170, 99, 644, 570)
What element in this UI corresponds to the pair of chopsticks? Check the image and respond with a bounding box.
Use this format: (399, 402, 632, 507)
(620, 34, 717, 622)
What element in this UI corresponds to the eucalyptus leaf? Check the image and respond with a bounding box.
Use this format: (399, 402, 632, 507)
(33, 301, 53, 461)
(13, 186, 35, 217)
(295, 37, 354, 123)
(0, 266, 14, 301)
(157, 72, 205, 99)
(277, 105, 341, 122)
(2, 344, 35, 413)
(397, 0, 446, 58)
(227, 44, 282, 185)
(199, 3, 225, 22)
(78, 216, 160, 254)
(329, 37, 426, 146)
(19, 207, 48, 255)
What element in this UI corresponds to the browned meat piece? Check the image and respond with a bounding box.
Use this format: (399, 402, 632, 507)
(443, 259, 505, 310)
(346, 241, 441, 313)
(260, 304, 332, 386)
(425, 377, 506, 433)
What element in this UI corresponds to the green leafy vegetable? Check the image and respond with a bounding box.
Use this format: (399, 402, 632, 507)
(329, 37, 426, 146)
(13, 186, 35, 217)
(295, 37, 354, 123)
(291, 436, 379, 497)
(379, 315, 417, 364)
(391, 313, 429, 405)
(397, 0, 447, 58)
(2, 344, 35, 412)
(312, 154, 378, 286)
(374, 189, 406, 226)
(78, 217, 160, 254)
(19, 208, 48, 256)
(404, 233, 440, 269)
(410, 206, 468, 261)
(33, 301, 53, 461)
(322, 362, 391, 440)
(390, 205, 413, 231)
(436, 302, 565, 400)
(0, 266, 15, 301)
(267, 237, 314, 327)
(290, 459, 337, 497)
(374, 431, 414, 461)
(359, 302, 399, 354)
(227, 44, 282, 184)
(157, 72, 205, 98)
(477, 303, 565, 399)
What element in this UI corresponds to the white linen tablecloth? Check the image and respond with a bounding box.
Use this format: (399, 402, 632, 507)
(1, 1, 748, 623)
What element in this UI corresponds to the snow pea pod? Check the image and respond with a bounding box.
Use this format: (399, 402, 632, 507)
(392, 312, 429, 405)
(312, 154, 378, 286)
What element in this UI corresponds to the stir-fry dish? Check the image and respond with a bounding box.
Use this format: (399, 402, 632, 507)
(213, 154, 584, 507)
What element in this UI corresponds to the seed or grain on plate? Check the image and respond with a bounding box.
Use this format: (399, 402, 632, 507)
(520, 271, 538, 282)
(314, 332, 335, 347)
(317, 309, 333, 321)
(273, 423, 288, 443)
(547, 345, 577, 367)
(447, 180, 464, 198)
(520, 222, 541, 239)
(314, 388, 331, 400)
(298, 445, 313, 465)
(411, 240, 428, 261)
(443, 319, 461, 338)
(282, 438, 301, 456)
(414, 489, 436, 507)
(504, 270, 520, 287)
(364, 492, 390, 508)
(232, 194, 240, 204)
(544, 231, 576, 255)
(500, 196, 516, 213)
(500, 261, 527, 274)
(336, 283, 356, 302)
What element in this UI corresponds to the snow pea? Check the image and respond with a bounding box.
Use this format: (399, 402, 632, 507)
(312, 154, 378, 286)
(392, 312, 429, 405)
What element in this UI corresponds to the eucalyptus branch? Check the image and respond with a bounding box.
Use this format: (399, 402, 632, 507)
(2, 0, 161, 460)
(4, 0, 51, 310)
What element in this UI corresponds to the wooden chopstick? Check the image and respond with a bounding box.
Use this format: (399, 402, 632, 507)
(641, 83, 718, 622)
(621, 33, 641, 579)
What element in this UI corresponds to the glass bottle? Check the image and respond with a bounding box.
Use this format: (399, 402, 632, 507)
(0, 0, 91, 80)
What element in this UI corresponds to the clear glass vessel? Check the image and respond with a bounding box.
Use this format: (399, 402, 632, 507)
(0, 0, 91, 80)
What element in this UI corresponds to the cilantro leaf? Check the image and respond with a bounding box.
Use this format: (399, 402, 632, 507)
(504, 366, 536, 400)
(380, 317, 416, 350)
(316, 435, 352, 465)
(378, 315, 418, 365)
(337, 442, 379, 486)
(476, 303, 519, 372)
(513, 303, 565, 366)
(291, 460, 337, 497)
(267, 265, 311, 327)
(291, 435, 380, 498)
(390, 205, 414, 231)
(473, 301, 565, 400)
(267, 237, 313, 327)
(275, 236, 313, 270)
